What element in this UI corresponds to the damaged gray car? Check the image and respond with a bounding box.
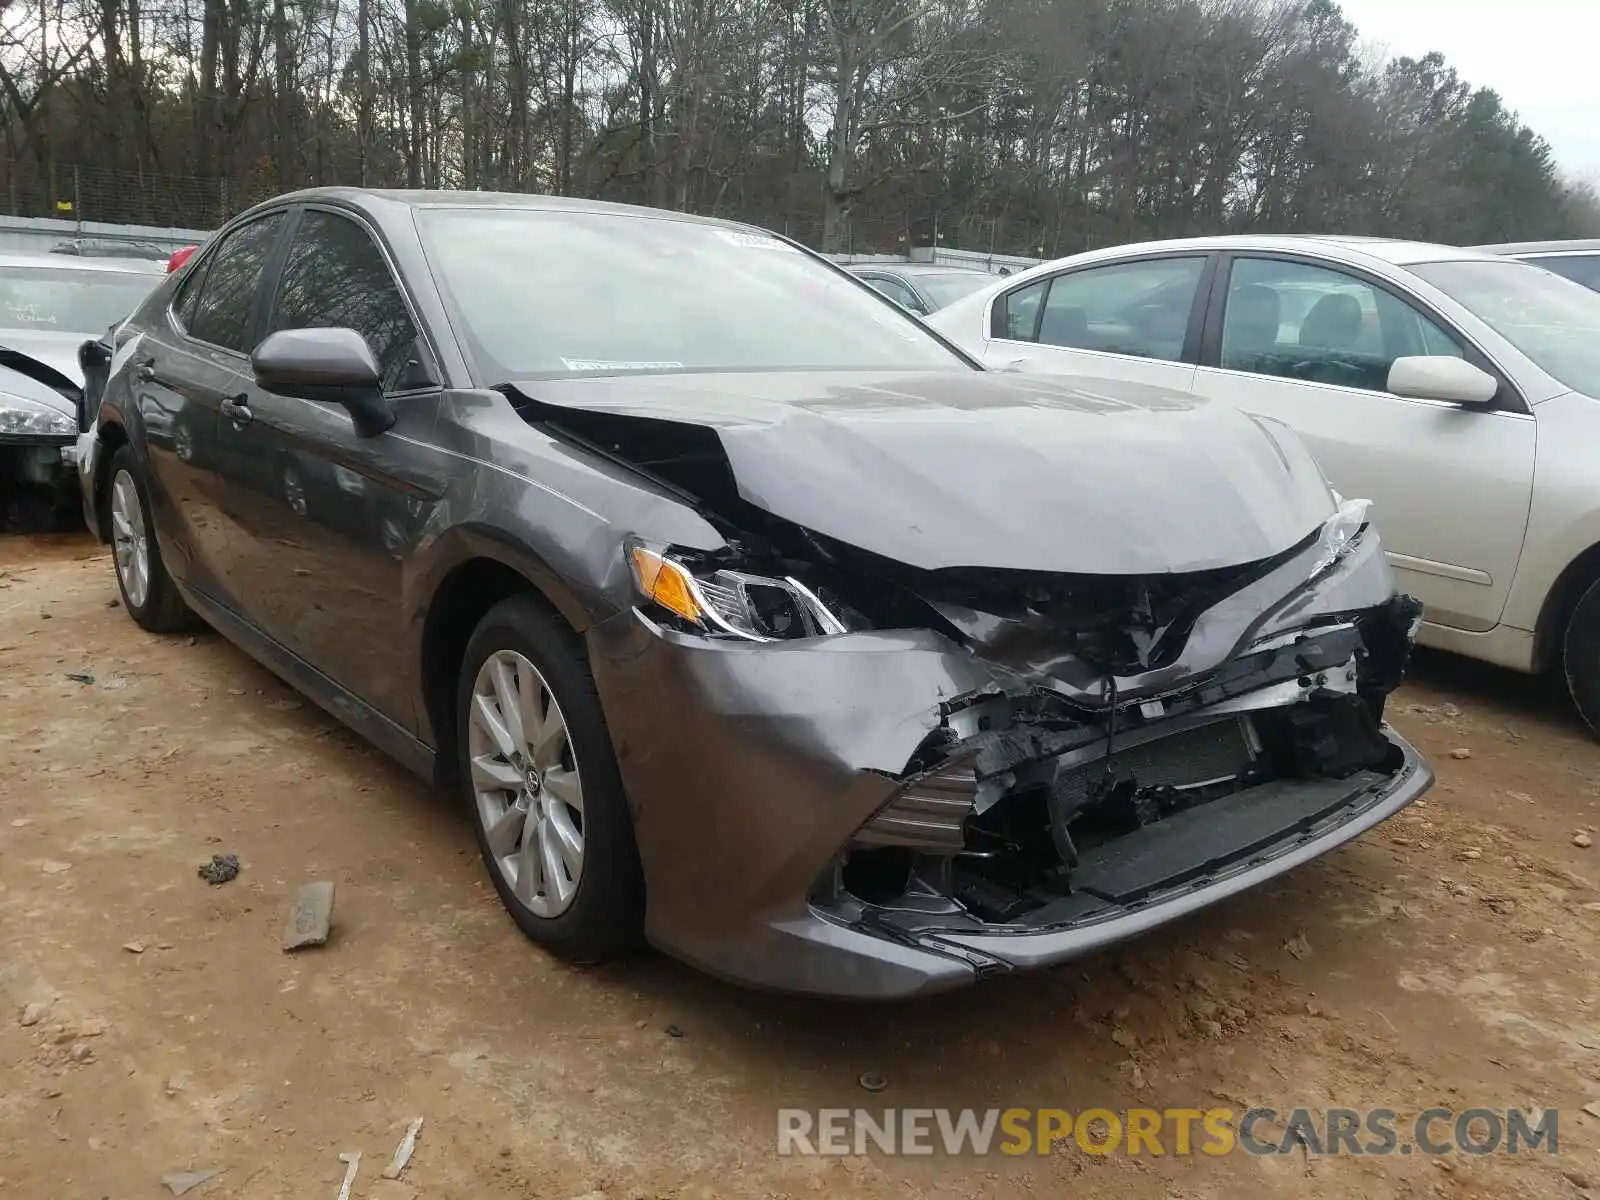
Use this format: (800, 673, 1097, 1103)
(78, 190, 1432, 998)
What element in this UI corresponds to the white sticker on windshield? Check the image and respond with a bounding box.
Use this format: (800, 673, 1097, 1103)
(560, 358, 685, 372)
(715, 230, 797, 252)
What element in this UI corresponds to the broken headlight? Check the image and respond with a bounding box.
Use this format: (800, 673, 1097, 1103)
(627, 541, 848, 642)
(1308, 497, 1372, 579)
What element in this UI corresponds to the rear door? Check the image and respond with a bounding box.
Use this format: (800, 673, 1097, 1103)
(1188, 253, 1536, 632)
(211, 205, 446, 725)
(970, 253, 1214, 390)
(127, 210, 287, 607)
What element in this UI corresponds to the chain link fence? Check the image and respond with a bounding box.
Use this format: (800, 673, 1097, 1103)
(0, 157, 232, 230)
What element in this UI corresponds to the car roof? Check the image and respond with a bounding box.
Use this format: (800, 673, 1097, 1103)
(1011, 234, 1511, 276)
(1473, 238, 1600, 255)
(0, 249, 165, 274)
(873, 262, 987, 275)
(258, 186, 767, 235)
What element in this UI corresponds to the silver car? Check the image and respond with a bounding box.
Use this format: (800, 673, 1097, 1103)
(0, 251, 163, 523)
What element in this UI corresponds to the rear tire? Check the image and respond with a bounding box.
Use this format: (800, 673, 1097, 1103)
(106, 445, 192, 633)
(456, 594, 645, 962)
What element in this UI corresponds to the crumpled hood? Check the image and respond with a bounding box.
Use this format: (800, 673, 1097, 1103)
(510, 370, 1337, 574)
(0, 330, 89, 416)
(0, 330, 88, 385)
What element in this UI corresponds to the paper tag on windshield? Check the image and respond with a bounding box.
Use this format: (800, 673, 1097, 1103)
(715, 230, 796, 252)
(560, 358, 684, 372)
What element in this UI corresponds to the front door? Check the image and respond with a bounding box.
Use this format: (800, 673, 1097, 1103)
(211, 206, 447, 727)
(1189, 254, 1536, 633)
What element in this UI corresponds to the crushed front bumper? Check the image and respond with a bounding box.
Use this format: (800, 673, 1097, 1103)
(587, 594, 1431, 999)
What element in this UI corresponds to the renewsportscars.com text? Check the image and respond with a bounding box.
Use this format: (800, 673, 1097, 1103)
(776, 1106, 1558, 1158)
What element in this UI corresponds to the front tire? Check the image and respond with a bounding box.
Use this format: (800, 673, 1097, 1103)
(1564, 578, 1600, 734)
(456, 594, 644, 962)
(106, 445, 191, 633)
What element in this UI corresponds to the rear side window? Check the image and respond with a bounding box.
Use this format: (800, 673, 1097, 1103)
(185, 213, 285, 352)
(1037, 258, 1205, 360)
(996, 279, 1047, 340)
(994, 258, 1205, 363)
(265, 210, 423, 393)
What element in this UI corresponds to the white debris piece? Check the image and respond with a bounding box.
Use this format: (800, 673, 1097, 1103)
(381, 1117, 424, 1179)
(335, 1151, 361, 1200)
(161, 1168, 221, 1196)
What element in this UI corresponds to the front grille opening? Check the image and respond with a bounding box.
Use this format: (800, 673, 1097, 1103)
(841, 847, 916, 906)
(837, 695, 1399, 927)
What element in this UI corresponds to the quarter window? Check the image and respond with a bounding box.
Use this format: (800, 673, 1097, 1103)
(999, 257, 1205, 362)
(1220, 257, 1465, 393)
(265, 211, 424, 393)
(185, 213, 285, 352)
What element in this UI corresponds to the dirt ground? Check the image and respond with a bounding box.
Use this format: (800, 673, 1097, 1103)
(3, 534, 1600, 1200)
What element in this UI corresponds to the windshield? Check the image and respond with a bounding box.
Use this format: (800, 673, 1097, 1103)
(417, 208, 970, 380)
(913, 271, 992, 308)
(1411, 259, 1600, 395)
(0, 266, 160, 333)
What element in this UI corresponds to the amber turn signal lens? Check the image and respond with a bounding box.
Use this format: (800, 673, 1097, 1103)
(628, 545, 704, 625)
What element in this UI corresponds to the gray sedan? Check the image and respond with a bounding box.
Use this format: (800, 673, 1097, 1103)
(77, 190, 1430, 997)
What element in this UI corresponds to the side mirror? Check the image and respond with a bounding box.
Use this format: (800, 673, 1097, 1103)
(251, 327, 395, 438)
(1386, 356, 1498, 407)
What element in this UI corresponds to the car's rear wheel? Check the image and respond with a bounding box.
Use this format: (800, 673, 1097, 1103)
(456, 594, 644, 962)
(107, 446, 191, 633)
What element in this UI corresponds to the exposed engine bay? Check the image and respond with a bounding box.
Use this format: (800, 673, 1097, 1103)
(838, 601, 1418, 934)
(507, 379, 1426, 942)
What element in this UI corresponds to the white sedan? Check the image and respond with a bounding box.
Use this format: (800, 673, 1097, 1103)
(927, 235, 1600, 728)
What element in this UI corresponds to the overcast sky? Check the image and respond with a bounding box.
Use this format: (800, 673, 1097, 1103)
(1337, 0, 1600, 180)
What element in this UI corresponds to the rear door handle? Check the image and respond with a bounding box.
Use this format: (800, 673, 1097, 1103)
(134, 359, 155, 383)
(220, 393, 253, 425)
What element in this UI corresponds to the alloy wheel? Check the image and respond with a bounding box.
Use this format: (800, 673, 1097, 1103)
(467, 648, 586, 918)
(110, 469, 150, 609)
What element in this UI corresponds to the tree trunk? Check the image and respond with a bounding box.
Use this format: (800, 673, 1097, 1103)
(274, 0, 293, 189)
(404, 0, 425, 187)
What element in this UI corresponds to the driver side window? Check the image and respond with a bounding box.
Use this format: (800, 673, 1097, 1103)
(264, 210, 425, 394)
(1220, 257, 1464, 393)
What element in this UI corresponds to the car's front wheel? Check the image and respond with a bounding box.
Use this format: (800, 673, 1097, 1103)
(106, 445, 192, 633)
(1564, 577, 1600, 734)
(456, 594, 645, 962)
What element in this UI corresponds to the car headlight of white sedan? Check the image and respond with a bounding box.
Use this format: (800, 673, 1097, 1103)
(0, 392, 76, 438)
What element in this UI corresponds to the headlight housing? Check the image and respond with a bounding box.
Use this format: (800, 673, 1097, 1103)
(627, 541, 848, 642)
(0, 393, 76, 438)
(1308, 497, 1372, 579)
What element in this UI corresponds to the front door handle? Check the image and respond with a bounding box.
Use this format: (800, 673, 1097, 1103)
(134, 359, 156, 383)
(220, 393, 253, 425)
